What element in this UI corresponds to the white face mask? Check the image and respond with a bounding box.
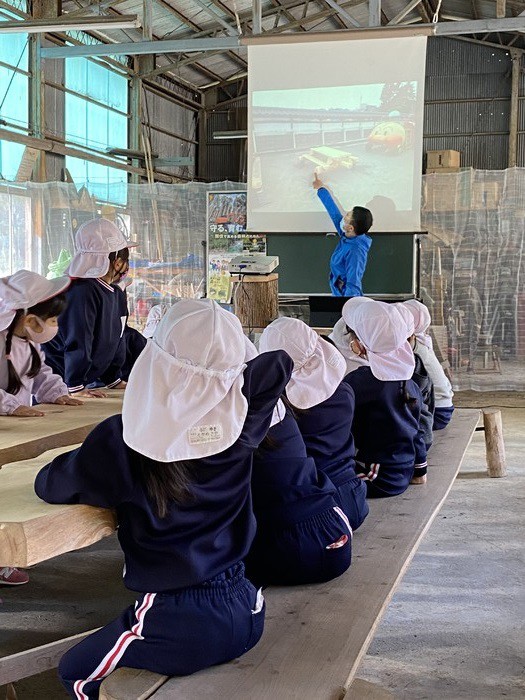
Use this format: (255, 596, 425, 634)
(24, 316, 59, 344)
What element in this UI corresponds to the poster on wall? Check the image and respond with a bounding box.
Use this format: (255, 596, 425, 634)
(206, 190, 266, 303)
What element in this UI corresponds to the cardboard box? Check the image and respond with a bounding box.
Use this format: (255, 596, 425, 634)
(471, 182, 501, 209)
(426, 150, 461, 169)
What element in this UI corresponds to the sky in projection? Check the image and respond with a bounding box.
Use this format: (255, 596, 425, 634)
(252, 84, 387, 111)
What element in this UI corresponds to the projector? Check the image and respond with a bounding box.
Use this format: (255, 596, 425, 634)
(228, 255, 279, 275)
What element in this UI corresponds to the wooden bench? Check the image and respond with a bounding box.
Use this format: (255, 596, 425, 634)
(98, 408, 481, 700)
(0, 395, 123, 468)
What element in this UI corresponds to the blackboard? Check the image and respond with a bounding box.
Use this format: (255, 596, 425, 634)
(266, 233, 417, 296)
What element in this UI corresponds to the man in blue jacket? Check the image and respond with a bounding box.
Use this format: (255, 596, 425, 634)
(313, 173, 373, 297)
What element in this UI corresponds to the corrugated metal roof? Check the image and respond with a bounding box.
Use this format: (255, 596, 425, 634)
(59, 0, 525, 88)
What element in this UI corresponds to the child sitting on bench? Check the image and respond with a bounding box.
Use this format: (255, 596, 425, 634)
(35, 299, 292, 699)
(244, 338, 352, 587)
(342, 298, 428, 496)
(259, 317, 368, 531)
(404, 299, 454, 430)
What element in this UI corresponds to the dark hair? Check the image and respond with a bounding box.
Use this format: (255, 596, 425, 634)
(139, 455, 195, 518)
(5, 293, 67, 395)
(256, 394, 298, 454)
(351, 206, 373, 235)
(109, 247, 130, 264)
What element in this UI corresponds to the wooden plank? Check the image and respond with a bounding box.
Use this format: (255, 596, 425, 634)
(0, 629, 100, 686)
(0, 395, 123, 467)
(100, 669, 169, 700)
(147, 410, 479, 700)
(0, 446, 117, 567)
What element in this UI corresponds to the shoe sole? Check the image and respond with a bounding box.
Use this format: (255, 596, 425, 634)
(0, 579, 29, 586)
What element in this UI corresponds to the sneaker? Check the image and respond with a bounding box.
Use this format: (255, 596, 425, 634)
(0, 567, 29, 585)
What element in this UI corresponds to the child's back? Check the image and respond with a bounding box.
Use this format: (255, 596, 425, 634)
(246, 408, 351, 586)
(344, 367, 424, 496)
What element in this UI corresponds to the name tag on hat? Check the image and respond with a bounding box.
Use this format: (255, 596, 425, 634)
(188, 424, 223, 445)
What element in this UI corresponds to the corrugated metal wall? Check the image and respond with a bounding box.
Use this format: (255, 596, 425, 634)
(424, 37, 513, 169)
(203, 101, 247, 182)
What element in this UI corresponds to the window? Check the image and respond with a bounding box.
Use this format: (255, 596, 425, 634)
(0, 5, 29, 181)
(64, 56, 128, 203)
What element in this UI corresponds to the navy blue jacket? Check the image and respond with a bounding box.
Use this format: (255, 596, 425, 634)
(293, 382, 359, 488)
(44, 278, 126, 392)
(252, 410, 338, 525)
(35, 351, 293, 593)
(344, 367, 427, 496)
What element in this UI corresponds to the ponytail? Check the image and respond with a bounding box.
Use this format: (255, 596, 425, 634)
(401, 380, 417, 408)
(139, 455, 195, 518)
(4, 293, 67, 396)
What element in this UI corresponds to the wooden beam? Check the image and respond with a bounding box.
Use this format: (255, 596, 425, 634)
(497, 0, 506, 18)
(369, 0, 381, 26)
(508, 49, 521, 166)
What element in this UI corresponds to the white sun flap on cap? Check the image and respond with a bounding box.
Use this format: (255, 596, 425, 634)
(270, 398, 286, 427)
(404, 298, 433, 349)
(122, 341, 248, 462)
(0, 270, 70, 332)
(260, 317, 346, 410)
(343, 299, 415, 381)
(122, 298, 249, 461)
(329, 318, 370, 374)
(67, 219, 136, 280)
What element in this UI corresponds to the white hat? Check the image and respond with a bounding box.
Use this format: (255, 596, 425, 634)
(394, 302, 416, 338)
(0, 270, 70, 331)
(342, 299, 415, 381)
(404, 299, 433, 349)
(67, 219, 137, 279)
(328, 317, 370, 374)
(122, 298, 248, 462)
(143, 304, 166, 339)
(259, 316, 346, 409)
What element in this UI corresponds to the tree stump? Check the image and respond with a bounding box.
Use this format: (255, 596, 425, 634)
(231, 273, 279, 332)
(483, 409, 507, 477)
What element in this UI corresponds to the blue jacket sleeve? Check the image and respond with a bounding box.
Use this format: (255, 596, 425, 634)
(238, 350, 293, 449)
(34, 416, 133, 509)
(317, 187, 344, 237)
(61, 284, 98, 392)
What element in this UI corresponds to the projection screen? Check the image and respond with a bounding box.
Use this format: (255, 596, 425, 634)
(247, 36, 427, 233)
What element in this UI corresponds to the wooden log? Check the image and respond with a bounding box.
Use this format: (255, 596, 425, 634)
(0, 446, 117, 567)
(483, 409, 507, 477)
(0, 396, 123, 468)
(231, 273, 278, 332)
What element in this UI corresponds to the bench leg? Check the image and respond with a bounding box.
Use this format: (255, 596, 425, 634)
(483, 409, 507, 478)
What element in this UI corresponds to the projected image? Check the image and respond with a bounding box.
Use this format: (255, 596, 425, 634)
(250, 82, 419, 220)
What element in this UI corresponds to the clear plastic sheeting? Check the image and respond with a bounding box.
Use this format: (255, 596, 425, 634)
(1, 172, 525, 391)
(0, 180, 244, 331)
(422, 167, 525, 391)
